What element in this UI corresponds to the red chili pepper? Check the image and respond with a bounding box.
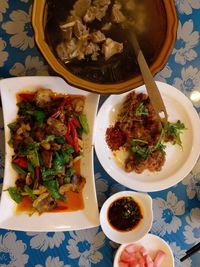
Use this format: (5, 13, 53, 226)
(12, 157, 28, 169)
(69, 121, 79, 153)
(51, 109, 61, 118)
(59, 112, 66, 123)
(71, 115, 81, 128)
(18, 93, 34, 102)
(65, 122, 73, 146)
(65, 135, 74, 146)
(60, 96, 72, 107)
(51, 96, 72, 119)
(35, 166, 40, 183)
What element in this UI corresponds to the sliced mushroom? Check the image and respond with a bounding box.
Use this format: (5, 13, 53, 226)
(34, 88, 53, 108)
(36, 185, 47, 195)
(41, 149, 53, 169)
(41, 141, 51, 150)
(72, 98, 85, 113)
(25, 173, 32, 186)
(59, 184, 74, 195)
(32, 193, 57, 214)
(47, 117, 68, 136)
(71, 175, 86, 192)
(50, 142, 62, 151)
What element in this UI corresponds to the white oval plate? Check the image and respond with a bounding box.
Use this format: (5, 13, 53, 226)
(95, 81, 200, 192)
(100, 191, 153, 244)
(0, 76, 100, 231)
(113, 233, 174, 267)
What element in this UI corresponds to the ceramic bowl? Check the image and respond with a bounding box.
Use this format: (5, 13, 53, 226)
(113, 233, 174, 267)
(99, 191, 153, 244)
(32, 0, 178, 94)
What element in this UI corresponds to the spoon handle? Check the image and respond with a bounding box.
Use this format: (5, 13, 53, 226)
(130, 33, 168, 123)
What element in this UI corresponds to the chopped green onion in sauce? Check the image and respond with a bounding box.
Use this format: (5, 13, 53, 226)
(107, 196, 143, 231)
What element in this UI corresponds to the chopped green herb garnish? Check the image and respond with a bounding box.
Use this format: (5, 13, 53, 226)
(132, 138, 149, 144)
(155, 142, 166, 153)
(131, 143, 149, 163)
(164, 120, 186, 146)
(135, 103, 149, 116)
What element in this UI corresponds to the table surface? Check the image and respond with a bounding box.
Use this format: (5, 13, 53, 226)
(0, 1, 200, 267)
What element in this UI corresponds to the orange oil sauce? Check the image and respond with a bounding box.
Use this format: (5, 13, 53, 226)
(16, 159, 84, 214)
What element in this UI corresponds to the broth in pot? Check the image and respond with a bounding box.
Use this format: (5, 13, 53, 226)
(45, 0, 167, 84)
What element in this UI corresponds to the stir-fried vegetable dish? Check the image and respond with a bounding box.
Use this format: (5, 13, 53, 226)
(106, 91, 186, 174)
(7, 88, 89, 214)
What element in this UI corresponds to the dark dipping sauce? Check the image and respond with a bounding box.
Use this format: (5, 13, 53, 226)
(108, 196, 143, 231)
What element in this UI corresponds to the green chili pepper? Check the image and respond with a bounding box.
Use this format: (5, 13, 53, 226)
(7, 121, 18, 132)
(28, 160, 35, 180)
(53, 152, 65, 172)
(44, 180, 61, 199)
(7, 187, 22, 203)
(33, 110, 46, 127)
(11, 163, 27, 175)
(78, 114, 89, 134)
(24, 185, 37, 200)
(28, 149, 40, 167)
(64, 177, 71, 184)
(61, 149, 70, 164)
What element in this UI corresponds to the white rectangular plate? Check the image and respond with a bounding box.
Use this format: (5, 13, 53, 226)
(0, 76, 100, 231)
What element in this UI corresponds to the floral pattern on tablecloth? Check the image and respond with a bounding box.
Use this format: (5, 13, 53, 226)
(0, 0, 200, 266)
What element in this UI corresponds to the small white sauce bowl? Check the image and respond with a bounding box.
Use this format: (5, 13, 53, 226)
(100, 191, 153, 244)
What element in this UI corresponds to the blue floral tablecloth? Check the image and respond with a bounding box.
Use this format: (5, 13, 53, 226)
(0, 1, 200, 267)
